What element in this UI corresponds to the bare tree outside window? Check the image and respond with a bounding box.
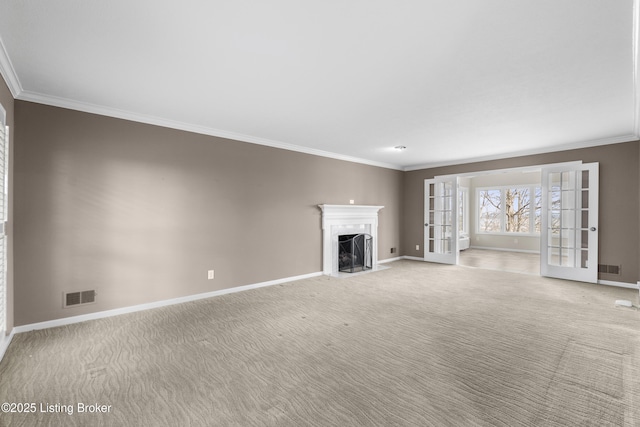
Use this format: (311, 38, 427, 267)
(458, 188, 468, 234)
(534, 187, 543, 232)
(479, 189, 501, 232)
(479, 186, 542, 233)
(505, 188, 530, 232)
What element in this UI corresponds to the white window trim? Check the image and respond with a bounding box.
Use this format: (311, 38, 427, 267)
(476, 185, 541, 236)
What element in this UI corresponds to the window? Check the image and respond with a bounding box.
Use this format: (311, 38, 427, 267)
(533, 187, 542, 232)
(478, 189, 502, 232)
(505, 188, 530, 232)
(477, 186, 542, 234)
(458, 187, 468, 235)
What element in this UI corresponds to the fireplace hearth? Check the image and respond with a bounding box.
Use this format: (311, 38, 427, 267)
(338, 233, 372, 273)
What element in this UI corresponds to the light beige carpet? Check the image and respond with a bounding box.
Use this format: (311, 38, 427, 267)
(1, 260, 639, 426)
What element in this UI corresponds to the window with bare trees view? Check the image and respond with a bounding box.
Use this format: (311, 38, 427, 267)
(478, 186, 542, 234)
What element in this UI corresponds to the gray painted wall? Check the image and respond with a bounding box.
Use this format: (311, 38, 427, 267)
(13, 101, 403, 326)
(403, 142, 640, 284)
(4, 71, 640, 328)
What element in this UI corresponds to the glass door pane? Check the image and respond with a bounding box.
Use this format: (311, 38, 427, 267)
(424, 177, 458, 264)
(541, 163, 598, 283)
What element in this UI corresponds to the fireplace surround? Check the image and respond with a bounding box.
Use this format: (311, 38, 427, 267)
(318, 204, 383, 276)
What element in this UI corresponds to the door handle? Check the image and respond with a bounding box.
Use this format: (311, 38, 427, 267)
(590, 227, 596, 232)
(425, 223, 429, 227)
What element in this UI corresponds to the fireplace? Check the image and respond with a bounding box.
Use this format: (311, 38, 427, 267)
(338, 233, 372, 273)
(318, 204, 383, 276)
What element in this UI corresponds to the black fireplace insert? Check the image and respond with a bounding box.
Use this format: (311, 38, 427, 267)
(338, 233, 372, 273)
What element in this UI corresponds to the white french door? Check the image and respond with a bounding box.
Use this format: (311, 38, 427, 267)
(541, 163, 598, 283)
(424, 177, 459, 264)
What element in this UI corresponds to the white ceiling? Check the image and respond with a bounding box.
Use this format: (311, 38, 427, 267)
(0, 1, 637, 170)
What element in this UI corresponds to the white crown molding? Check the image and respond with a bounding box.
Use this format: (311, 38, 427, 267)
(16, 90, 404, 171)
(403, 134, 639, 171)
(407, 2, 640, 171)
(0, 35, 22, 98)
(5, 8, 640, 174)
(15, 87, 640, 174)
(9, 93, 640, 175)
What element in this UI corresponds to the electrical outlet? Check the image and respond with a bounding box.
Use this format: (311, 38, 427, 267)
(207, 270, 215, 280)
(390, 247, 396, 254)
(416, 244, 420, 251)
(349, 200, 355, 204)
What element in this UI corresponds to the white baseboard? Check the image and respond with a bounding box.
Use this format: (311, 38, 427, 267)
(598, 279, 639, 290)
(13, 271, 323, 335)
(469, 246, 540, 254)
(5, 264, 635, 364)
(402, 257, 638, 290)
(379, 256, 404, 264)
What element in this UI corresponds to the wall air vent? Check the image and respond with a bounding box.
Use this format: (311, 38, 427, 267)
(64, 290, 96, 308)
(598, 264, 621, 275)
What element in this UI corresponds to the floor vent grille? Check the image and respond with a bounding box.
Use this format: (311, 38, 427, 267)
(598, 264, 621, 275)
(64, 290, 96, 308)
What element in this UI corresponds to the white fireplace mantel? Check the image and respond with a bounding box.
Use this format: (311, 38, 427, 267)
(318, 204, 384, 276)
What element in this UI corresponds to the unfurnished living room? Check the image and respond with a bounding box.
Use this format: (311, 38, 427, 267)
(0, 1, 640, 426)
